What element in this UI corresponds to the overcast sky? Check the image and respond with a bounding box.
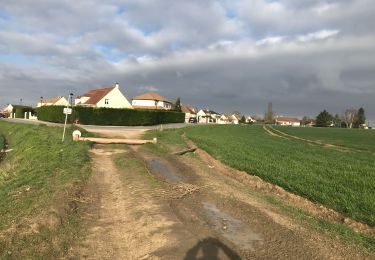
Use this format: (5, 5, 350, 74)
(0, 0, 374, 122)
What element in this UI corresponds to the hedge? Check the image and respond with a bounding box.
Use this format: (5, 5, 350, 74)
(37, 106, 185, 126)
(15, 107, 34, 119)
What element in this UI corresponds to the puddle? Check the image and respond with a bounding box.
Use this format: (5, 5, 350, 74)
(147, 159, 184, 183)
(202, 202, 263, 251)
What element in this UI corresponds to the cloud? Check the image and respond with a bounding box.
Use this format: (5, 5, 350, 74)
(0, 0, 374, 122)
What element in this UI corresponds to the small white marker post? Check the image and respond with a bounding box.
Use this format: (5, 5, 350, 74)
(62, 93, 73, 142)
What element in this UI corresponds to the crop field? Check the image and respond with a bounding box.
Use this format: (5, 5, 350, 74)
(184, 125, 375, 227)
(273, 126, 375, 153)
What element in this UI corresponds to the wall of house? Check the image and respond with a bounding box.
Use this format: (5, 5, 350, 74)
(55, 98, 69, 106)
(96, 88, 133, 109)
(132, 99, 172, 110)
(75, 96, 90, 105)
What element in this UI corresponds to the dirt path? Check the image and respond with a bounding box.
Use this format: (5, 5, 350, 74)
(71, 129, 369, 259)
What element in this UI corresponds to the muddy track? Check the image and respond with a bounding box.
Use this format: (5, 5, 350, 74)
(69, 126, 371, 259)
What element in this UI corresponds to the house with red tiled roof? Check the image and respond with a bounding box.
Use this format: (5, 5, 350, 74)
(181, 104, 197, 123)
(276, 116, 301, 126)
(37, 96, 68, 107)
(75, 83, 133, 109)
(132, 92, 173, 110)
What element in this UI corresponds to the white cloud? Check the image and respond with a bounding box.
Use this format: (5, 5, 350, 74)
(297, 30, 340, 42)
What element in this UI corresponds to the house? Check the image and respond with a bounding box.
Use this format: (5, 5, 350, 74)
(181, 104, 197, 123)
(231, 114, 241, 124)
(217, 114, 229, 124)
(246, 116, 256, 124)
(276, 116, 301, 126)
(197, 109, 220, 124)
(75, 83, 132, 109)
(37, 96, 68, 107)
(132, 92, 173, 110)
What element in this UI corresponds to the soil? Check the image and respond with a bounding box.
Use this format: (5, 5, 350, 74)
(71, 129, 371, 259)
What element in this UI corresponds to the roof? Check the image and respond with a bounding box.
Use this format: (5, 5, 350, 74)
(201, 109, 220, 115)
(41, 96, 64, 104)
(181, 105, 196, 114)
(132, 92, 171, 103)
(276, 116, 300, 123)
(78, 86, 115, 105)
(133, 105, 169, 110)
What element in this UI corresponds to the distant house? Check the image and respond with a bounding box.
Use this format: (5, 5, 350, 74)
(75, 83, 133, 109)
(276, 116, 301, 126)
(197, 109, 220, 124)
(218, 114, 229, 124)
(181, 104, 197, 123)
(37, 96, 68, 107)
(230, 114, 241, 125)
(246, 116, 256, 124)
(132, 93, 173, 110)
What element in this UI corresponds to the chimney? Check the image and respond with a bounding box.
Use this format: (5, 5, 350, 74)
(115, 82, 119, 88)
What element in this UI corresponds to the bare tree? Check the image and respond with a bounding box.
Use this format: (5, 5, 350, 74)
(342, 109, 357, 128)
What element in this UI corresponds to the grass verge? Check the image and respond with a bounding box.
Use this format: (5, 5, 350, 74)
(0, 121, 92, 259)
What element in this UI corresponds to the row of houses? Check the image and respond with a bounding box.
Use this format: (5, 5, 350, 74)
(1, 82, 303, 126)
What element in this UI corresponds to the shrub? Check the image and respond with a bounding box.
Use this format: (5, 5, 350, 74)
(37, 106, 185, 126)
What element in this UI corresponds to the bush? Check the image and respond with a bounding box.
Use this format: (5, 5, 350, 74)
(37, 106, 185, 126)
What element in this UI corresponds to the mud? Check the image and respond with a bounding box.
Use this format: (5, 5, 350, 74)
(202, 202, 263, 251)
(146, 159, 185, 183)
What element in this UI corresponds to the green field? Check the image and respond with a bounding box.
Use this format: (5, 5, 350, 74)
(273, 126, 375, 153)
(184, 125, 375, 227)
(0, 121, 91, 258)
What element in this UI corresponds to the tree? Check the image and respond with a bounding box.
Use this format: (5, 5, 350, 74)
(174, 97, 182, 112)
(239, 115, 246, 124)
(342, 108, 357, 128)
(316, 110, 333, 127)
(354, 107, 366, 128)
(264, 102, 274, 124)
(333, 114, 342, 128)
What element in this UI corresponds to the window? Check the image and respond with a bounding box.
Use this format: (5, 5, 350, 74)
(105, 99, 109, 105)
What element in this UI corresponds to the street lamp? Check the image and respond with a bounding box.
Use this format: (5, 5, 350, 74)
(40, 96, 43, 107)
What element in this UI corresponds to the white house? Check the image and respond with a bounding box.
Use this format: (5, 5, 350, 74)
(197, 109, 220, 124)
(75, 83, 133, 109)
(246, 116, 256, 124)
(132, 93, 173, 110)
(217, 114, 229, 124)
(231, 114, 241, 124)
(37, 96, 68, 107)
(276, 116, 301, 126)
(181, 105, 197, 123)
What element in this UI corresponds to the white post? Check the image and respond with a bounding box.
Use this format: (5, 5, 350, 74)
(62, 93, 73, 142)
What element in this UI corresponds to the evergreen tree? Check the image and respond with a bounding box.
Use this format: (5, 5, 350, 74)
(316, 110, 333, 127)
(239, 115, 246, 124)
(354, 107, 366, 128)
(174, 97, 182, 112)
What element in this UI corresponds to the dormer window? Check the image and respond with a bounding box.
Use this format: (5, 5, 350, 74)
(105, 99, 109, 105)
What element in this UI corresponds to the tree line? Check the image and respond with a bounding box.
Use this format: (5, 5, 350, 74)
(315, 107, 366, 128)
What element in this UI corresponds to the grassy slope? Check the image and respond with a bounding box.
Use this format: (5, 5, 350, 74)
(274, 126, 375, 152)
(0, 121, 91, 258)
(184, 125, 375, 227)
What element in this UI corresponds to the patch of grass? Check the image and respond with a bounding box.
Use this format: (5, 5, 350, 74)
(142, 128, 188, 155)
(274, 126, 375, 153)
(113, 151, 160, 188)
(0, 121, 91, 258)
(184, 125, 375, 227)
(263, 194, 375, 255)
